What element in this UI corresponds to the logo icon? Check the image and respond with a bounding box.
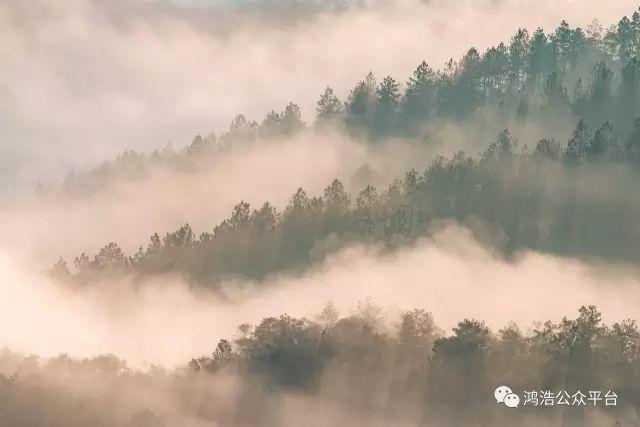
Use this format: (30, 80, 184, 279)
(495, 385, 520, 408)
(495, 385, 512, 403)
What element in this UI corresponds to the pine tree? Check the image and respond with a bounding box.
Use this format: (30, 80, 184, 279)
(315, 87, 343, 127)
(566, 119, 591, 161)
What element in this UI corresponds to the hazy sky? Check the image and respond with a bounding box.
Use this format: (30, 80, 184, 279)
(1, 0, 638, 193)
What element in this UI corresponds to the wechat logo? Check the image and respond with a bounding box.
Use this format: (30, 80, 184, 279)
(495, 385, 520, 408)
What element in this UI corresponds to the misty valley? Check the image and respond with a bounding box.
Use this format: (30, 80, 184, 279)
(3, 1, 640, 426)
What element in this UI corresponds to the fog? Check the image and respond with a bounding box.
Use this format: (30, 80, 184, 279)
(3, 1, 640, 425)
(1, 223, 638, 367)
(1, 0, 637, 193)
(0, 111, 577, 267)
(0, 133, 434, 264)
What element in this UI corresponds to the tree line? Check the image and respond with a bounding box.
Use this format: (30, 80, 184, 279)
(212, 11, 640, 141)
(0, 305, 637, 426)
(52, 116, 640, 286)
(59, 10, 640, 196)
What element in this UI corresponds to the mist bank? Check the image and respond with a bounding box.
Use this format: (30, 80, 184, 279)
(3, 224, 640, 368)
(0, 133, 435, 265)
(0, 112, 573, 267)
(1, 0, 637, 193)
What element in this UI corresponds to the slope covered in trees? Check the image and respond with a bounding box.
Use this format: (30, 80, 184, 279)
(54, 118, 640, 287)
(7, 7, 640, 427)
(51, 9, 640, 287)
(1, 305, 638, 426)
(62, 11, 640, 193)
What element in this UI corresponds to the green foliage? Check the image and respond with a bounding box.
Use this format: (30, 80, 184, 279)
(56, 117, 640, 287)
(315, 86, 343, 128)
(53, 8, 640, 290)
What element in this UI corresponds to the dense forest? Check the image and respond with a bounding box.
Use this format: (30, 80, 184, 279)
(1, 305, 638, 426)
(54, 9, 640, 286)
(53, 118, 640, 287)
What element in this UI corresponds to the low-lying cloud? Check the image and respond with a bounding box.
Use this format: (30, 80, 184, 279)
(2, 223, 639, 367)
(0, 134, 433, 265)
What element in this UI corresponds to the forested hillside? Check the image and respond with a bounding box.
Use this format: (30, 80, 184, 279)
(5, 4, 640, 427)
(53, 10, 640, 287)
